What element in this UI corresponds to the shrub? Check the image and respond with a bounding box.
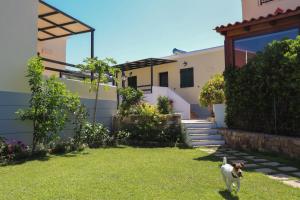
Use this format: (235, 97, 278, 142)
(121, 103, 181, 145)
(83, 122, 113, 148)
(0, 138, 30, 162)
(73, 105, 88, 146)
(16, 57, 82, 152)
(224, 37, 300, 136)
(157, 96, 172, 114)
(199, 74, 225, 107)
(49, 138, 85, 155)
(115, 130, 131, 144)
(118, 87, 143, 116)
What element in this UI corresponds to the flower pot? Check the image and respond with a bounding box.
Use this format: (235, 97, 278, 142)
(213, 104, 226, 128)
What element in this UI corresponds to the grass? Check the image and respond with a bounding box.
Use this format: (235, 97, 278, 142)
(0, 147, 299, 200)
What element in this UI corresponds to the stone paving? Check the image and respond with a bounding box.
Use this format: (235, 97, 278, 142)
(255, 168, 277, 174)
(260, 162, 281, 167)
(278, 166, 298, 172)
(199, 147, 300, 188)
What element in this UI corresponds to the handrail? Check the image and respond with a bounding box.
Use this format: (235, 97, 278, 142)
(137, 84, 151, 88)
(40, 57, 90, 79)
(41, 57, 77, 68)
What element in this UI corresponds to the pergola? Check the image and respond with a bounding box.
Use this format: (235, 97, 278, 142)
(116, 58, 177, 93)
(38, 0, 95, 79)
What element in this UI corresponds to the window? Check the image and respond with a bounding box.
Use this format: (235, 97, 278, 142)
(234, 28, 299, 67)
(180, 68, 194, 88)
(127, 76, 137, 89)
(159, 72, 168, 87)
(259, 0, 273, 5)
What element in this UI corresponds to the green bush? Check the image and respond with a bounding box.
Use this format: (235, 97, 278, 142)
(16, 57, 82, 152)
(157, 96, 172, 114)
(73, 105, 88, 146)
(0, 138, 30, 163)
(121, 103, 181, 146)
(118, 87, 143, 116)
(224, 37, 300, 136)
(83, 122, 113, 148)
(49, 138, 85, 155)
(199, 74, 225, 107)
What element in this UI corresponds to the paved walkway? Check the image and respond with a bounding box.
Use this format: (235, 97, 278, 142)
(199, 147, 300, 189)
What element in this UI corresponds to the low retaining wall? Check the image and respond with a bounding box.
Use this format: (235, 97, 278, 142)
(0, 91, 117, 145)
(220, 129, 300, 159)
(112, 114, 182, 132)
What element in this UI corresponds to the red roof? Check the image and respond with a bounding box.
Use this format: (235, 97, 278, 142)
(215, 6, 300, 33)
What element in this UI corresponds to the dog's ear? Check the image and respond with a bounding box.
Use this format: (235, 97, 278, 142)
(240, 162, 245, 168)
(232, 163, 237, 168)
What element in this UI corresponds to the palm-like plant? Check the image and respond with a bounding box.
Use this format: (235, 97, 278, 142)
(79, 57, 119, 125)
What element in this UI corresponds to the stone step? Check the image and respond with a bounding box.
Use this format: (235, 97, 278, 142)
(190, 134, 223, 140)
(182, 120, 215, 129)
(192, 140, 225, 147)
(186, 128, 218, 134)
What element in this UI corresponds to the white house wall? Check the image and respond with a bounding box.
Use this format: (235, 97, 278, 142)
(0, 0, 117, 144)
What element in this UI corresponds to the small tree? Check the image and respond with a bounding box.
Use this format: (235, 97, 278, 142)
(79, 57, 119, 125)
(17, 57, 81, 152)
(157, 96, 172, 114)
(118, 87, 144, 116)
(199, 74, 225, 107)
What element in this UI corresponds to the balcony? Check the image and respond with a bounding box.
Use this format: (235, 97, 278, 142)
(37, 0, 95, 80)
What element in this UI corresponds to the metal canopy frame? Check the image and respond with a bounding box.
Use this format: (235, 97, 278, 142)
(116, 58, 177, 93)
(38, 0, 95, 41)
(38, 0, 95, 80)
(116, 58, 177, 71)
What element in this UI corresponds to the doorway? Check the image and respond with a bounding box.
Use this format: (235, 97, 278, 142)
(128, 76, 137, 89)
(159, 72, 168, 87)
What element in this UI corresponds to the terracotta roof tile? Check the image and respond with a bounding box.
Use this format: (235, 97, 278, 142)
(215, 6, 300, 32)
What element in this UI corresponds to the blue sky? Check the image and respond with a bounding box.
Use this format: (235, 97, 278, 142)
(45, 0, 242, 64)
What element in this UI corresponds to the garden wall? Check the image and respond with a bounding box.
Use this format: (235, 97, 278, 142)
(220, 129, 300, 159)
(0, 90, 117, 145)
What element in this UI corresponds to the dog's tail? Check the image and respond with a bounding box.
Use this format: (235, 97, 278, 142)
(223, 157, 227, 165)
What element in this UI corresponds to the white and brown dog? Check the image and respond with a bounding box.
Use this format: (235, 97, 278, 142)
(221, 157, 244, 192)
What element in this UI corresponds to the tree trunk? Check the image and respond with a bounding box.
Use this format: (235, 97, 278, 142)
(92, 75, 101, 126)
(32, 120, 37, 154)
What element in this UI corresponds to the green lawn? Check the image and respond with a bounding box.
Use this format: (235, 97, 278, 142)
(0, 147, 299, 200)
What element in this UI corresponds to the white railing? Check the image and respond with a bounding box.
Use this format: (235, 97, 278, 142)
(144, 86, 191, 119)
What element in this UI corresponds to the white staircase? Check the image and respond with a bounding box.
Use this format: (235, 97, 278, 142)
(144, 86, 191, 119)
(182, 120, 225, 147)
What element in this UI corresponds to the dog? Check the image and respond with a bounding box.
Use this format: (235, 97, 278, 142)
(221, 157, 244, 192)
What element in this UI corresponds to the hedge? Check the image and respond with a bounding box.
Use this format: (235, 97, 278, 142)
(224, 37, 300, 137)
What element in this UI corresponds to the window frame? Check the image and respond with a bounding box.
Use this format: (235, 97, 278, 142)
(159, 72, 169, 87)
(180, 67, 194, 88)
(233, 27, 300, 67)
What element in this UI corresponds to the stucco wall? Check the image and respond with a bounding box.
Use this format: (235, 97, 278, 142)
(0, 0, 38, 93)
(0, 0, 117, 144)
(37, 38, 68, 77)
(0, 79, 117, 145)
(242, 0, 300, 20)
(122, 47, 225, 104)
(0, 90, 117, 145)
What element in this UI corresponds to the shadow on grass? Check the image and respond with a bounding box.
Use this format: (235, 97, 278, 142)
(194, 153, 221, 162)
(0, 150, 89, 167)
(193, 147, 224, 165)
(219, 190, 239, 200)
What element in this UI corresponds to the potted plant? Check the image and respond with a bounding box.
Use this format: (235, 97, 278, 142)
(199, 74, 226, 128)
